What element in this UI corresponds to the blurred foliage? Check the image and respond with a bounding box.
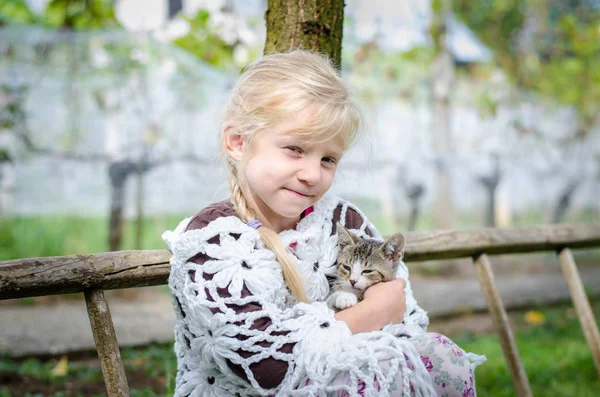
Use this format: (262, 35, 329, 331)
(0, 0, 39, 25)
(1, 1, 236, 70)
(0, 0, 119, 29)
(453, 0, 600, 129)
(347, 38, 437, 105)
(44, 0, 119, 29)
(0, 149, 11, 163)
(171, 9, 236, 70)
(0, 215, 186, 260)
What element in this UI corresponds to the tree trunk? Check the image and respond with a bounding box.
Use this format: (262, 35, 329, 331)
(478, 155, 502, 227)
(406, 183, 425, 231)
(552, 180, 581, 223)
(495, 182, 513, 227)
(109, 192, 124, 252)
(168, 0, 183, 18)
(484, 183, 497, 227)
(135, 169, 144, 250)
(108, 161, 136, 251)
(265, 0, 345, 69)
(430, 0, 455, 230)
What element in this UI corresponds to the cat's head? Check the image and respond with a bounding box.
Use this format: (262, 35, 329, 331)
(335, 222, 405, 291)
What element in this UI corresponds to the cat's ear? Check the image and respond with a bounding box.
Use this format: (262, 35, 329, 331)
(380, 232, 405, 262)
(337, 222, 358, 249)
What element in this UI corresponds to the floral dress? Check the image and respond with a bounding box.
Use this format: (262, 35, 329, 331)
(329, 332, 477, 397)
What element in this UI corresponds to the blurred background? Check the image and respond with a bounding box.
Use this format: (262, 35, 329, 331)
(1, 0, 599, 256)
(0, 0, 599, 396)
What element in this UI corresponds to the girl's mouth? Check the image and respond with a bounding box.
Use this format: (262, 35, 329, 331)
(285, 188, 312, 198)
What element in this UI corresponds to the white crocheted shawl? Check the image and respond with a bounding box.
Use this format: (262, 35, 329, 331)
(162, 195, 456, 396)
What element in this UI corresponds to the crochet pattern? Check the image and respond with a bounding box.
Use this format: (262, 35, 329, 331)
(162, 195, 441, 396)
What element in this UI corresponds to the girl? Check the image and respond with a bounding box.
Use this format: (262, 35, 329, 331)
(162, 50, 485, 397)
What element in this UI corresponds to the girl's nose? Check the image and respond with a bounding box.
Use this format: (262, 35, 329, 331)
(297, 160, 321, 186)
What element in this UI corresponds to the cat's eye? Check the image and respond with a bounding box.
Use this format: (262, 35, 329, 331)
(362, 270, 374, 274)
(342, 265, 351, 271)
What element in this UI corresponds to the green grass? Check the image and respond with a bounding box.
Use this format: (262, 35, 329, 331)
(453, 302, 600, 396)
(0, 343, 177, 397)
(0, 215, 187, 261)
(1, 301, 599, 396)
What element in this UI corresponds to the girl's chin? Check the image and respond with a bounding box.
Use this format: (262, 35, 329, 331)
(273, 208, 304, 219)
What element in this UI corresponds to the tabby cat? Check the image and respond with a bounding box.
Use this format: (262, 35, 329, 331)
(326, 222, 406, 311)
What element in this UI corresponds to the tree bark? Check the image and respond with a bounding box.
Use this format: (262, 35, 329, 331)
(265, 0, 345, 70)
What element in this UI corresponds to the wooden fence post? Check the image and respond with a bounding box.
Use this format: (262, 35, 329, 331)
(473, 253, 532, 397)
(84, 289, 130, 396)
(557, 248, 600, 377)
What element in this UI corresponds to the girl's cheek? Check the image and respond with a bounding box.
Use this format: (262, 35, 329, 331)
(323, 171, 336, 188)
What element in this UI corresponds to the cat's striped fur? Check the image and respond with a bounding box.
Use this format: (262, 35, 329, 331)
(326, 222, 405, 311)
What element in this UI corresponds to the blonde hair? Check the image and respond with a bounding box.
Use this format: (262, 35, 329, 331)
(221, 50, 361, 303)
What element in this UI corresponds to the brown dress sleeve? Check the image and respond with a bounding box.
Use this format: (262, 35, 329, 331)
(330, 204, 375, 237)
(180, 200, 294, 390)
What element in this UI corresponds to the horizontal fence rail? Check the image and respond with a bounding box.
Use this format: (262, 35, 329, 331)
(405, 223, 600, 261)
(1, 223, 600, 300)
(0, 250, 171, 300)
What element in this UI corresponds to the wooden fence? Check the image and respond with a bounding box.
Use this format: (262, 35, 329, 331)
(1, 223, 600, 396)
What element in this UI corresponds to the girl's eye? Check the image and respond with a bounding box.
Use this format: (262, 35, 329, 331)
(285, 146, 303, 154)
(322, 157, 337, 165)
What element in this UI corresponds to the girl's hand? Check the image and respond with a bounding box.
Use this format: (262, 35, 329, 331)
(335, 278, 407, 334)
(363, 278, 407, 325)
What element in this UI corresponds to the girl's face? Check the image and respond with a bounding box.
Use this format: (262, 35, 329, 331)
(240, 117, 344, 232)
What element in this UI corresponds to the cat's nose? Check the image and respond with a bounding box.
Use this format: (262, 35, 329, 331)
(350, 280, 356, 286)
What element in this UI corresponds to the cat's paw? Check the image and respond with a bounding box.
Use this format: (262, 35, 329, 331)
(334, 292, 358, 310)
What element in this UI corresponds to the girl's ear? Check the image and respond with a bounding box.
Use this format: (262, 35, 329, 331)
(337, 222, 358, 250)
(224, 128, 246, 161)
(380, 233, 405, 263)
